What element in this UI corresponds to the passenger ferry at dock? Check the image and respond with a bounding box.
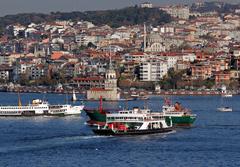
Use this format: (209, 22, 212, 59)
(0, 99, 49, 116)
(92, 107, 173, 136)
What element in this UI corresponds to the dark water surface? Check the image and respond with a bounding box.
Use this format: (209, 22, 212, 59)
(0, 92, 240, 167)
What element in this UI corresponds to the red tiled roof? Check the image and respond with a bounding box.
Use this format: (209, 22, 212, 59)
(51, 51, 64, 60)
(73, 77, 104, 81)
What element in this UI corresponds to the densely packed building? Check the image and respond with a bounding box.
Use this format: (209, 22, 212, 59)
(0, 2, 240, 91)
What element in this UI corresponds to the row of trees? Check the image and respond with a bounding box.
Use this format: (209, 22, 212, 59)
(0, 6, 172, 30)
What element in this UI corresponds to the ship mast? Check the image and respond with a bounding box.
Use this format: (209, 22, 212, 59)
(18, 91, 22, 107)
(99, 96, 103, 113)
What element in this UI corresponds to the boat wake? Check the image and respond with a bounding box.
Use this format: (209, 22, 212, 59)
(0, 134, 110, 154)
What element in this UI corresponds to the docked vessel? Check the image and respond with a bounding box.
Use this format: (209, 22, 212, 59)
(0, 99, 49, 116)
(162, 100, 196, 127)
(92, 107, 172, 136)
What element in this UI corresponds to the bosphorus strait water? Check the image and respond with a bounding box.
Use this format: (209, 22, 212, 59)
(0, 92, 240, 167)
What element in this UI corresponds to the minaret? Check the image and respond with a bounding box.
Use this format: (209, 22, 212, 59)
(144, 23, 147, 52)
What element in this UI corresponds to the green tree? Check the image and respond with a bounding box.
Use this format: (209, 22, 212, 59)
(159, 68, 185, 90)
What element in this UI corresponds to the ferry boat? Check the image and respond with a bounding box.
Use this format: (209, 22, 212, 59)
(85, 98, 196, 127)
(162, 99, 196, 127)
(92, 107, 172, 136)
(0, 99, 49, 116)
(47, 104, 84, 116)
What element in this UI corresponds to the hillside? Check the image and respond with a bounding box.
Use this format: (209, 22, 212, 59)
(0, 6, 172, 29)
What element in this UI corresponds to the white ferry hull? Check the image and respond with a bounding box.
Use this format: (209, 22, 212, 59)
(48, 105, 84, 116)
(0, 105, 49, 117)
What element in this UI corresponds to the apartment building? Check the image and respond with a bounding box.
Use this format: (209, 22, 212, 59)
(140, 60, 168, 81)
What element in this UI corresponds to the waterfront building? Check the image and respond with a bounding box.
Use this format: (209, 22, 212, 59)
(73, 77, 105, 89)
(139, 60, 168, 81)
(191, 63, 212, 80)
(214, 71, 231, 85)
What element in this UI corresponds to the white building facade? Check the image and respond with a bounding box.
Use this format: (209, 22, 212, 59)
(140, 60, 168, 81)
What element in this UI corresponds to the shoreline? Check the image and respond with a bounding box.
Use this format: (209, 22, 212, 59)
(0, 88, 239, 96)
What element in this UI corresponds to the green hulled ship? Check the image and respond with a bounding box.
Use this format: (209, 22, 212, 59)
(162, 102, 196, 126)
(85, 105, 196, 127)
(84, 108, 108, 126)
(165, 114, 196, 126)
(84, 97, 196, 127)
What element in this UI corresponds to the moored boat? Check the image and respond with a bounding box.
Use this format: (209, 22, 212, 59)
(92, 107, 172, 136)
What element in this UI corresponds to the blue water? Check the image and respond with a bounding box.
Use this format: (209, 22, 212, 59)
(0, 92, 240, 167)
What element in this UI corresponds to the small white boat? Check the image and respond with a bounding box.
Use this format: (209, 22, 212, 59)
(217, 107, 232, 112)
(222, 94, 232, 97)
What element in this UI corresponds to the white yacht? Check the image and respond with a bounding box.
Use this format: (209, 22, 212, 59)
(0, 99, 49, 116)
(217, 107, 232, 112)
